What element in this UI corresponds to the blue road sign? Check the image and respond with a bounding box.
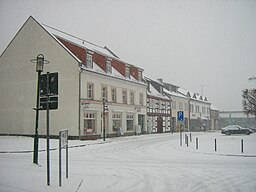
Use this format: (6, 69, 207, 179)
(177, 111, 184, 121)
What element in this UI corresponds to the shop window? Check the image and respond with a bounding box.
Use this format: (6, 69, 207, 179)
(84, 112, 96, 134)
(126, 114, 134, 130)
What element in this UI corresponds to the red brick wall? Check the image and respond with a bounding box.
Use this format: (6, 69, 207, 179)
(130, 66, 138, 80)
(93, 52, 106, 71)
(112, 59, 126, 76)
(57, 37, 86, 64)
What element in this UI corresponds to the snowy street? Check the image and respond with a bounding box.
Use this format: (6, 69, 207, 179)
(0, 132, 256, 192)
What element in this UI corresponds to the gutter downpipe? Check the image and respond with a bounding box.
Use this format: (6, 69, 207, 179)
(78, 63, 82, 140)
(188, 98, 191, 132)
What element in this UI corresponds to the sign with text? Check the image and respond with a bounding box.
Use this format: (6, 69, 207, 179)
(59, 129, 68, 148)
(59, 129, 68, 187)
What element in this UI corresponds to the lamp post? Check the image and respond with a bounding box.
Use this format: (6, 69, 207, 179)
(31, 54, 49, 164)
(103, 98, 108, 141)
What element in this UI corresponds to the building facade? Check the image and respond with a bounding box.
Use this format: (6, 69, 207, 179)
(163, 82, 190, 131)
(210, 104, 220, 130)
(0, 16, 147, 139)
(145, 77, 172, 133)
(179, 89, 211, 131)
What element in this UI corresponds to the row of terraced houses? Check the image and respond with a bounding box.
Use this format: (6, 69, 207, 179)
(0, 16, 219, 139)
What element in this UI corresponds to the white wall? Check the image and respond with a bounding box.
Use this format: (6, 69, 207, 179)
(0, 17, 80, 136)
(80, 70, 147, 136)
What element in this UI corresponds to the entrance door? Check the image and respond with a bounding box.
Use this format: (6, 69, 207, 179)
(157, 116, 163, 133)
(138, 115, 145, 133)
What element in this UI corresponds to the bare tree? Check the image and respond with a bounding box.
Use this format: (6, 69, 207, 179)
(242, 76, 256, 118)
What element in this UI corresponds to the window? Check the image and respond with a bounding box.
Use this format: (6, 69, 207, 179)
(111, 88, 116, 103)
(86, 54, 92, 68)
(112, 113, 122, 131)
(125, 66, 130, 78)
(161, 101, 166, 113)
(179, 102, 183, 110)
(102, 86, 107, 100)
(138, 71, 142, 82)
(84, 112, 96, 134)
(106, 60, 112, 74)
(190, 104, 194, 113)
(167, 101, 171, 113)
(185, 103, 189, 111)
(126, 114, 134, 130)
(155, 100, 160, 113)
(196, 105, 200, 113)
(139, 93, 144, 106)
(87, 83, 94, 99)
(202, 106, 206, 114)
(122, 90, 127, 104)
(130, 92, 135, 105)
(172, 101, 176, 110)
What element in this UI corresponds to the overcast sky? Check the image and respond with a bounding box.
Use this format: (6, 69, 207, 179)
(0, 0, 255, 111)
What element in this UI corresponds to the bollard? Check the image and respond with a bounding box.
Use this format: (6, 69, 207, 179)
(196, 137, 199, 149)
(214, 138, 217, 152)
(241, 139, 243, 153)
(180, 128, 182, 146)
(190, 133, 192, 142)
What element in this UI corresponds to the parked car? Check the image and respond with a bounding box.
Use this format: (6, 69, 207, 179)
(221, 125, 253, 135)
(246, 126, 256, 133)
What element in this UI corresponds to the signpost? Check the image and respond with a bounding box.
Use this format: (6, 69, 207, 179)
(40, 72, 58, 186)
(177, 111, 184, 146)
(59, 129, 68, 187)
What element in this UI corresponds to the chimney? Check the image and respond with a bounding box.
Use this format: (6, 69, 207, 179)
(157, 78, 163, 83)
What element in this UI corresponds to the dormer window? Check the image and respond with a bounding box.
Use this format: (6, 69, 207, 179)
(106, 60, 112, 74)
(125, 66, 130, 78)
(86, 54, 92, 68)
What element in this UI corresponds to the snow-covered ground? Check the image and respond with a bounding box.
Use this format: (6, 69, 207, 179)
(0, 131, 256, 192)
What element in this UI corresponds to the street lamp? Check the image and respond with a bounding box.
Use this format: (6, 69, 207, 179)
(31, 54, 49, 164)
(103, 98, 108, 141)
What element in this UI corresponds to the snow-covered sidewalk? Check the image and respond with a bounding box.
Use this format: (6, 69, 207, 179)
(0, 132, 256, 192)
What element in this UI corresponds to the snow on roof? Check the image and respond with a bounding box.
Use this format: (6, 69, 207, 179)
(38, 21, 82, 63)
(148, 84, 169, 100)
(39, 22, 146, 85)
(42, 23, 144, 71)
(210, 104, 219, 111)
(163, 88, 188, 99)
(42, 24, 118, 59)
(178, 87, 210, 103)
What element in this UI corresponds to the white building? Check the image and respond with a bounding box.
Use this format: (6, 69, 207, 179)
(163, 83, 190, 131)
(0, 16, 147, 139)
(179, 88, 211, 131)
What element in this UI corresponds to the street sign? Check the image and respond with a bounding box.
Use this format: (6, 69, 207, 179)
(59, 129, 68, 187)
(40, 96, 58, 110)
(177, 111, 184, 121)
(40, 73, 58, 96)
